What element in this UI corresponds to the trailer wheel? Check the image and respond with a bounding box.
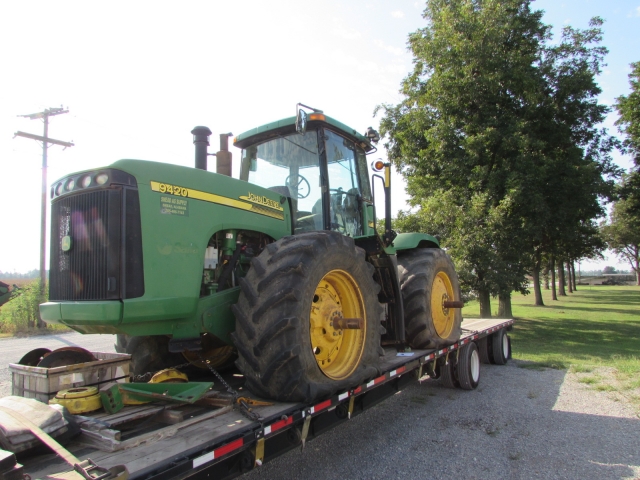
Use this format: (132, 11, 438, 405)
(439, 356, 458, 389)
(232, 231, 383, 403)
(491, 329, 509, 365)
(397, 249, 463, 349)
(457, 342, 480, 390)
(115, 335, 183, 377)
(477, 337, 491, 364)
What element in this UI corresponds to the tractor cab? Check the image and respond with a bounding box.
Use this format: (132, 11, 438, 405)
(235, 109, 375, 238)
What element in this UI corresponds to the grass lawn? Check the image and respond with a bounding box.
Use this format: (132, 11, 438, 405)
(464, 285, 640, 401)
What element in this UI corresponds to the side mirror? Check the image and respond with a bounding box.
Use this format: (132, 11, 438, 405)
(296, 108, 308, 135)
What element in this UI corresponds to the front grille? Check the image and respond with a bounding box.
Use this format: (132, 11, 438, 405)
(49, 184, 144, 301)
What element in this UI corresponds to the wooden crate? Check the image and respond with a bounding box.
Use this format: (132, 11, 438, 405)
(9, 352, 131, 403)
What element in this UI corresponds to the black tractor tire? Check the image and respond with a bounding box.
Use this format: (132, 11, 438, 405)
(457, 342, 480, 390)
(231, 231, 383, 403)
(115, 335, 183, 378)
(397, 249, 463, 350)
(491, 329, 509, 365)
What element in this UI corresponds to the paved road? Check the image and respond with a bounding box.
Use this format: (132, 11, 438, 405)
(0, 331, 116, 397)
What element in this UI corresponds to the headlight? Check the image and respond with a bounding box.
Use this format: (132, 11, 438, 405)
(81, 175, 92, 188)
(65, 179, 75, 191)
(95, 173, 109, 185)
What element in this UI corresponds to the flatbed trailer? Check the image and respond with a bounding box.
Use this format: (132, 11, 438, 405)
(22, 318, 513, 480)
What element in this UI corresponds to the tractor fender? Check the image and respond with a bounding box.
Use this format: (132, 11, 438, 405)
(393, 232, 439, 251)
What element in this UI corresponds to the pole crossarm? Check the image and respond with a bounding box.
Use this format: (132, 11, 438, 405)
(19, 108, 68, 120)
(14, 130, 74, 148)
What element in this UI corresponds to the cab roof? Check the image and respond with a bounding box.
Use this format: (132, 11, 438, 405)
(233, 114, 374, 152)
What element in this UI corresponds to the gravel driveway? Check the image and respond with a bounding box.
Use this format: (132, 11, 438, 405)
(1, 332, 639, 479)
(243, 363, 639, 480)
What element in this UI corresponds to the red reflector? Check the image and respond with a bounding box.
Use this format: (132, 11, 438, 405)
(313, 399, 332, 413)
(214, 438, 244, 458)
(271, 416, 293, 432)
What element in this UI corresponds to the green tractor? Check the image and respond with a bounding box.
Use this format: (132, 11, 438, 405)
(40, 105, 463, 402)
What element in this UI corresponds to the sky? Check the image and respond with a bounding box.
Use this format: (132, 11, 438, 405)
(0, 0, 638, 274)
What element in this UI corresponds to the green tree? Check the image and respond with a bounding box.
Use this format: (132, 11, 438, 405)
(527, 17, 619, 304)
(615, 62, 640, 167)
(614, 62, 640, 224)
(379, 0, 617, 313)
(379, 0, 549, 316)
(601, 183, 640, 285)
(0, 279, 47, 332)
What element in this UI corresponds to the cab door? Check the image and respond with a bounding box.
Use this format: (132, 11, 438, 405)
(323, 130, 367, 237)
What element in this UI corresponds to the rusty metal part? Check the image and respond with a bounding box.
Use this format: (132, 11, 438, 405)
(331, 317, 364, 329)
(18, 348, 51, 366)
(236, 397, 273, 407)
(182, 343, 235, 370)
(442, 301, 464, 309)
(37, 347, 97, 368)
(194, 392, 235, 408)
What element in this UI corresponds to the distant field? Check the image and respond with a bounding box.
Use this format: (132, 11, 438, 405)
(464, 286, 640, 404)
(0, 278, 36, 289)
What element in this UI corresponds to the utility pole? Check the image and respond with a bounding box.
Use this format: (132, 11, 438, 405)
(14, 107, 74, 327)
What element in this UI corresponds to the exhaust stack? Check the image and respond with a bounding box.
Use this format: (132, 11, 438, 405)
(191, 126, 212, 171)
(216, 133, 233, 177)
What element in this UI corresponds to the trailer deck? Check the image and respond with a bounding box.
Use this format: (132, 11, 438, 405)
(21, 318, 514, 480)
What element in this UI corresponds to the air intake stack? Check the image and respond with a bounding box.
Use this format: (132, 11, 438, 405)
(216, 133, 233, 177)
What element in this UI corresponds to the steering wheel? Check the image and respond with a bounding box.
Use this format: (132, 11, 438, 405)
(285, 174, 311, 199)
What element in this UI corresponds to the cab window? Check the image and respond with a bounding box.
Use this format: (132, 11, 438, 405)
(324, 130, 364, 237)
(240, 131, 324, 232)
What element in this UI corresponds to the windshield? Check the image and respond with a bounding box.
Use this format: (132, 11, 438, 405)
(240, 131, 324, 232)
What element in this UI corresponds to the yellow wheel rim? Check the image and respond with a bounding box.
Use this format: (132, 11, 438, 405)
(50, 387, 102, 414)
(430, 271, 455, 338)
(309, 270, 366, 380)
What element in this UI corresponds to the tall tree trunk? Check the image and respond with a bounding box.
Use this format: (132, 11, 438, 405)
(558, 260, 567, 296)
(497, 292, 513, 318)
(532, 249, 544, 306)
(543, 262, 550, 290)
(479, 289, 492, 318)
(571, 260, 577, 291)
(566, 260, 573, 293)
(551, 255, 558, 301)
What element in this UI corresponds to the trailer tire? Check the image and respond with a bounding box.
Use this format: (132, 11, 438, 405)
(439, 356, 458, 389)
(457, 342, 480, 390)
(232, 231, 383, 403)
(397, 249, 462, 349)
(115, 335, 183, 377)
(477, 337, 491, 364)
(491, 329, 509, 365)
